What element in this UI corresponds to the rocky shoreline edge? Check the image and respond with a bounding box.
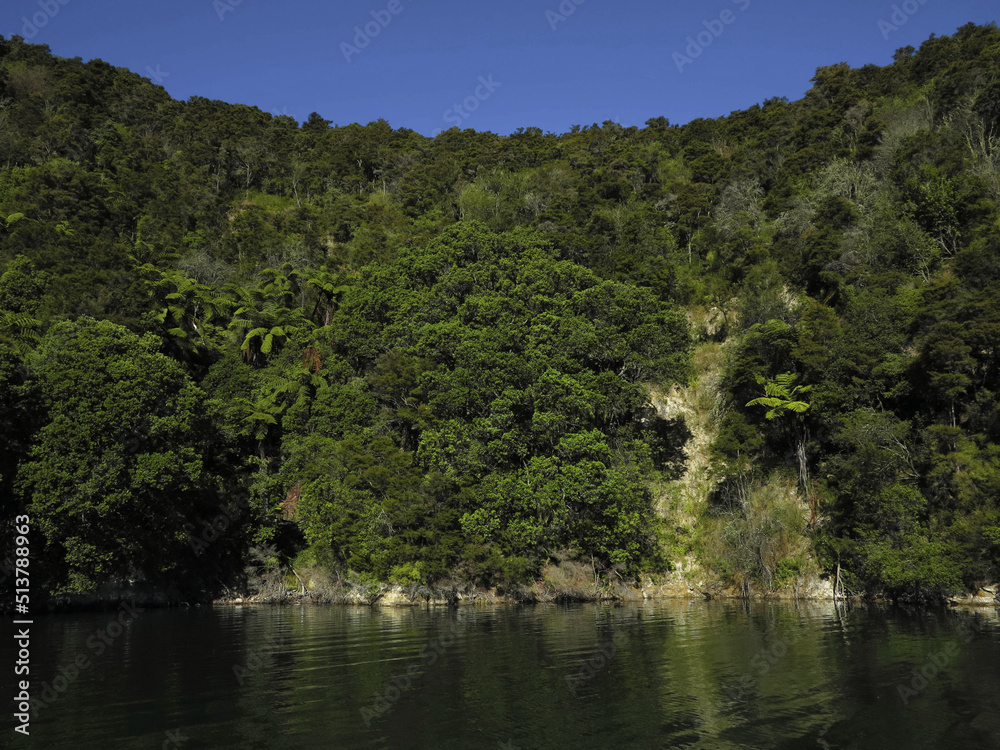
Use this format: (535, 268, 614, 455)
(212, 575, 1000, 608)
(11, 573, 998, 613)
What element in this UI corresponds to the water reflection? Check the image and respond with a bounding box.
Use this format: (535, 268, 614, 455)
(7, 600, 999, 749)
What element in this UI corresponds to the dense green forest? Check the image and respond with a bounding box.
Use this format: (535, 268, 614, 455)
(1, 24, 999, 604)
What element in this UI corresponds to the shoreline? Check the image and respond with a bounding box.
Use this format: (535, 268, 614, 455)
(10, 574, 998, 614)
(211, 586, 1000, 609)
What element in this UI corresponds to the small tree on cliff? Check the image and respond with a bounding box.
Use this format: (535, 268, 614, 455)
(747, 372, 815, 522)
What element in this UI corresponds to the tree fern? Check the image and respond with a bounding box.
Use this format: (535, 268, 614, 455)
(746, 372, 812, 419)
(747, 372, 815, 520)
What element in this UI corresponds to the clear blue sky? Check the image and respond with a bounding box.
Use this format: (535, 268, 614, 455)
(2, 0, 997, 135)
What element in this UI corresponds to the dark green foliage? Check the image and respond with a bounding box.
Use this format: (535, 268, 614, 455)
(15, 319, 231, 593)
(305, 222, 691, 583)
(2, 24, 1000, 600)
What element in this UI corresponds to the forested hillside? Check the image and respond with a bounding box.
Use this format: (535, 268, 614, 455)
(1, 24, 999, 604)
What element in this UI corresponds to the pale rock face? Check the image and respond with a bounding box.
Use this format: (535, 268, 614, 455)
(700, 307, 728, 340)
(947, 585, 1000, 607)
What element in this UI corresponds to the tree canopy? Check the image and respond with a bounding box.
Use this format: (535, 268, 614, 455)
(2, 24, 1000, 602)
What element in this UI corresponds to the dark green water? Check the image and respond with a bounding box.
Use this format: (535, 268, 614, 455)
(6, 600, 1000, 749)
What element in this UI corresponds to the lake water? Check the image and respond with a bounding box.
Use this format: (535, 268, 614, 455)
(7, 600, 1000, 749)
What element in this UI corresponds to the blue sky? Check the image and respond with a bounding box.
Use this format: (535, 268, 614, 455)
(2, 0, 997, 135)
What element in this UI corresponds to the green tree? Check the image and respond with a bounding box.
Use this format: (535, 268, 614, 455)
(747, 372, 814, 520)
(16, 318, 221, 593)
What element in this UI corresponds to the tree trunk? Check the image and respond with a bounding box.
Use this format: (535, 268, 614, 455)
(796, 423, 815, 524)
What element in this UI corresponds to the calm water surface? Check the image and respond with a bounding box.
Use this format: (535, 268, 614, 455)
(6, 600, 1000, 749)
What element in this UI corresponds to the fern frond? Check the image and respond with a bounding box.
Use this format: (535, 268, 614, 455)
(746, 396, 783, 408)
(244, 412, 278, 425)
